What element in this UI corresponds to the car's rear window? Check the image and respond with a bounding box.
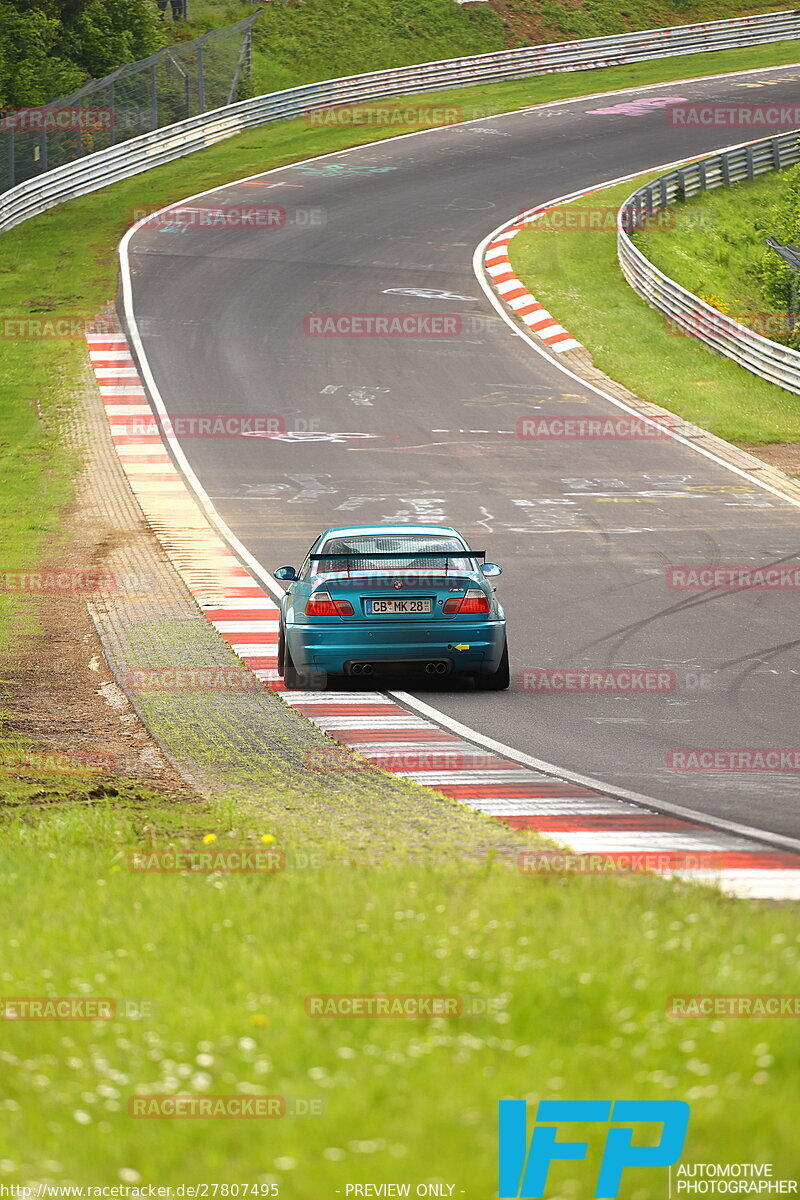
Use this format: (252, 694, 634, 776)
(315, 534, 474, 574)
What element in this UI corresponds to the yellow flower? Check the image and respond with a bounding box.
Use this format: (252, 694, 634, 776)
(260, 834, 276, 845)
(251, 1013, 269, 1027)
(202, 833, 217, 845)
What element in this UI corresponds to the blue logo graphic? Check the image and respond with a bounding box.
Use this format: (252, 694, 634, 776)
(498, 1099, 690, 1198)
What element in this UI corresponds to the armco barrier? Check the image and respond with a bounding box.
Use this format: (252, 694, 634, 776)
(618, 129, 800, 395)
(2, 10, 800, 233)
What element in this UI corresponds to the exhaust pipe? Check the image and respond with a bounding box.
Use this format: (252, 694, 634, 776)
(352, 663, 363, 676)
(425, 662, 437, 674)
(361, 663, 373, 675)
(435, 662, 447, 675)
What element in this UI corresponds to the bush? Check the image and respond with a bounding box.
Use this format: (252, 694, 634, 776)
(0, 0, 165, 108)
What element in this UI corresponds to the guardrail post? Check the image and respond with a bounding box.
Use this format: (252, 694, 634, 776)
(746, 145, 755, 182)
(109, 81, 117, 145)
(721, 156, 730, 187)
(772, 138, 782, 169)
(151, 63, 159, 130)
(197, 36, 207, 112)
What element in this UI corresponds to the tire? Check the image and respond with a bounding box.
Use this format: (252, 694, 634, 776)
(277, 625, 286, 677)
(283, 642, 327, 691)
(474, 638, 509, 690)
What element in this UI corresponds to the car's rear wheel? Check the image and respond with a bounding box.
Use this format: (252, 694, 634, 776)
(474, 639, 509, 690)
(283, 642, 327, 691)
(277, 625, 286, 677)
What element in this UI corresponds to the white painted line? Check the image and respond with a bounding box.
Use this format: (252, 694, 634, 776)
(671, 870, 800, 900)
(468, 798, 638, 814)
(393, 768, 547, 783)
(210, 620, 280, 633)
(227, 642, 279, 655)
(562, 831, 755, 852)
(104, 405, 154, 417)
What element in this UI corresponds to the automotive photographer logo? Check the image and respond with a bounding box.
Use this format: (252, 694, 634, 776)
(498, 1099, 689, 1197)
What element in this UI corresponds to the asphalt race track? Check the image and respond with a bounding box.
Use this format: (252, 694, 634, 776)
(124, 63, 800, 840)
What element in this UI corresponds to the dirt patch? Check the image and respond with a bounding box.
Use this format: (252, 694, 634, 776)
(0, 376, 196, 803)
(0, 565, 190, 797)
(740, 442, 800, 479)
(486, 0, 553, 46)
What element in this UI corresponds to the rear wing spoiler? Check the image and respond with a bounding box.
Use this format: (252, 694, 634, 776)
(310, 550, 485, 560)
(310, 549, 485, 577)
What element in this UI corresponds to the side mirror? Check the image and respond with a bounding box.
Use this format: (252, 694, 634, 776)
(481, 563, 502, 578)
(274, 565, 298, 582)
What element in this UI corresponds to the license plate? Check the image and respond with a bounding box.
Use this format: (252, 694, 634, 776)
(366, 598, 432, 615)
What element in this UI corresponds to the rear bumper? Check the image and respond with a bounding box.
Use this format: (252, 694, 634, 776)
(286, 618, 506, 676)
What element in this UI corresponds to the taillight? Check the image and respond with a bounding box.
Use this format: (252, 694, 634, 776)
(442, 588, 490, 615)
(305, 591, 354, 617)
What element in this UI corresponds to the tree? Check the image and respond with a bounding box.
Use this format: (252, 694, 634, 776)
(0, 0, 164, 109)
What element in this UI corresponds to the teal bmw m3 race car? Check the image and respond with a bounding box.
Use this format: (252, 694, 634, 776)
(274, 525, 509, 691)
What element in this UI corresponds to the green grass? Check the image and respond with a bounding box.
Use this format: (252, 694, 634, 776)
(0, 801, 798, 1184)
(634, 167, 796, 339)
(2, 52, 800, 1182)
(509, 173, 800, 444)
(170, 0, 797, 98)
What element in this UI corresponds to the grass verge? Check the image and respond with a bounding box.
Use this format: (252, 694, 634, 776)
(509, 172, 800, 443)
(0, 801, 798, 1184)
(634, 165, 800, 344)
(172, 0, 796, 97)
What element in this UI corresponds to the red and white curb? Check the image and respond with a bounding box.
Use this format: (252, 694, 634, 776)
(483, 215, 582, 353)
(88, 327, 800, 901)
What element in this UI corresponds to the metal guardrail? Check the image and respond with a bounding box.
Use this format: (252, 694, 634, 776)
(618, 130, 800, 396)
(2, 9, 800, 233)
(0, 12, 260, 192)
